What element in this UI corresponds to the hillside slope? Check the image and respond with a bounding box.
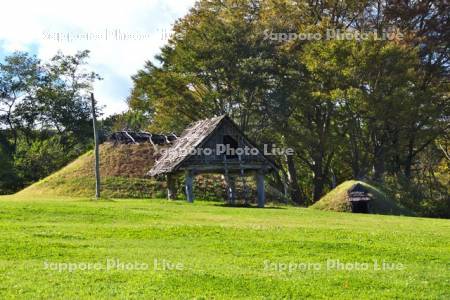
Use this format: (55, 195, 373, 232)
(16, 143, 166, 198)
(311, 180, 413, 216)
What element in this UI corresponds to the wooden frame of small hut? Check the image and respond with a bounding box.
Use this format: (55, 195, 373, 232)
(147, 115, 277, 207)
(347, 183, 373, 213)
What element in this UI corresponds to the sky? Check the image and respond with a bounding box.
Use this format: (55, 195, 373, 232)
(0, 0, 196, 116)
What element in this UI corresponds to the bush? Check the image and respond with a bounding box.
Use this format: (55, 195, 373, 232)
(14, 136, 74, 185)
(0, 144, 19, 194)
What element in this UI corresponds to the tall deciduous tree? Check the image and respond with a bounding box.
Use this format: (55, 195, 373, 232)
(0, 50, 101, 192)
(128, 0, 449, 208)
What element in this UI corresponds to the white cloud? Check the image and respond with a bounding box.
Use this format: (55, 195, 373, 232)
(0, 0, 196, 116)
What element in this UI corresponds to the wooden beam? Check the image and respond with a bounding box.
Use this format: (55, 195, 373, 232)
(90, 93, 100, 200)
(181, 164, 270, 173)
(167, 174, 176, 200)
(224, 175, 236, 205)
(256, 170, 265, 208)
(185, 170, 194, 203)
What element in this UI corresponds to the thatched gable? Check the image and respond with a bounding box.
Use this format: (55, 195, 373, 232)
(148, 115, 276, 177)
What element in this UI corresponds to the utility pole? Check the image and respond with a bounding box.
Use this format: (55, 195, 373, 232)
(91, 93, 101, 199)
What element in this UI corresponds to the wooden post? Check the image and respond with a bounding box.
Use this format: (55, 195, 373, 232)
(91, 93, 100, 200)
(185, 170, 194, 203)
(225, 175, 236, 205)
(167, 174, 176, 200)
(256, 170, 265, 208)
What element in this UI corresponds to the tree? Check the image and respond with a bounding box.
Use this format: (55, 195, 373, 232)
(37, 50, 101, 146)
(128, 0, 449, 210)
(0, 50, 101, 194)
(0, 52, 40, 152)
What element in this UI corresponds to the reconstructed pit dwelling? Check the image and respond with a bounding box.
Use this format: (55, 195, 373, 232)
(148, 115, 277, 207)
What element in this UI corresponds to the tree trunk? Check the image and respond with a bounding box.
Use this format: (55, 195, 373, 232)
(286, 155, 304, 205)
(5, 116, 17, 153)
(312, 174, 325, 201)
(373, 151, 385, 183)
(167, 174, 177, 200)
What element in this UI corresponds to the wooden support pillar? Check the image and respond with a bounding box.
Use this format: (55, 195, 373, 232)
(91, 93, 101, 199)
(256, 170, 265, 208)
(167, 174, 176, 200)
(185, 170, 194, 203)
(225, 175, 236, 205)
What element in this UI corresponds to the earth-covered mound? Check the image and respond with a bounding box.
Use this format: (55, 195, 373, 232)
(16, 143, 262, 201)
(311, 180, 413, 216)
(16, 143, 166, 198)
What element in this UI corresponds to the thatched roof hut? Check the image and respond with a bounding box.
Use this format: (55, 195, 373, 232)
(148, 115, 277, 207)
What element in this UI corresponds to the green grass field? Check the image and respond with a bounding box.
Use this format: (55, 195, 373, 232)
(0, 196, 449, 299)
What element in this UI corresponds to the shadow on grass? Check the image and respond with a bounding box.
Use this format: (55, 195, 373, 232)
(77, 197, 117, 202)
(213, 203, 286, 209)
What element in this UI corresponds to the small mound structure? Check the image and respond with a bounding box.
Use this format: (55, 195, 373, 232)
(311, 180, 413, 216)
(17, 143, 166, 199)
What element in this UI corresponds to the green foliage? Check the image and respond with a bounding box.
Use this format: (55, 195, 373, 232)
(14, 136, 68, 184)
(0, 144, 17, 194)
(0, 50, 100, 194)
(0, 1, 448, 217)
(127, 0, 449, 216)
(100, 110, 151, 134)
(36, 50, 100, 138)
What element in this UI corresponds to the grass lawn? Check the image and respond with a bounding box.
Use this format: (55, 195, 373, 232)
(0, 196, 449, 299)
